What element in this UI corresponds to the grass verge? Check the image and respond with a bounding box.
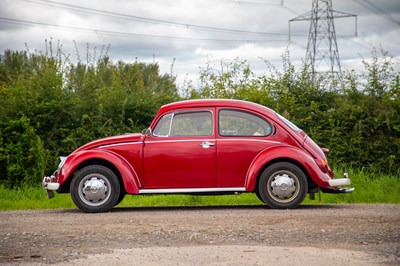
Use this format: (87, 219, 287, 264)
(0, 168, 399, 211)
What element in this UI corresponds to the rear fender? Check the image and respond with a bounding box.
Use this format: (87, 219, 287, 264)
(245, 146, 330, 191)
(58, 150, 140, 194)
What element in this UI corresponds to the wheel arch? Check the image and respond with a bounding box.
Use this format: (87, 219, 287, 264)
(58, 150, 140, 194)
(245, 147, 319, 193)
(253, 158, 318, 194)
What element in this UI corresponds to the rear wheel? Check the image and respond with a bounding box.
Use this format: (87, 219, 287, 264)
(70, 165, 120, 213)
(258, 162, 307, 209)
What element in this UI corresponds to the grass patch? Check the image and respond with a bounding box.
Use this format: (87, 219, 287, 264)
(0, 185, 75, 210)
(304, 168, 400, 204)
(0, 168, 399, 211)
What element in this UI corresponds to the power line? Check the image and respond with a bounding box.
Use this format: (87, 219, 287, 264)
(19, 0, 288, 37)
(289, 0, 357, 81)
(0, 17, 285, 43)
(196, 0, 283, 6)
(354, 0, 400, 27)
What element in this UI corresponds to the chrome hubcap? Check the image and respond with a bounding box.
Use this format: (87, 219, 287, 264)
(268, 171, 300, 203)
(78, 174, 111, 206)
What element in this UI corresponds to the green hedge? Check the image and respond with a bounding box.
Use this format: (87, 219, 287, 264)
(0, 44, 399, 188)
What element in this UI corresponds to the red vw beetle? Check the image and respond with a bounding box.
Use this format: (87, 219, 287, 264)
(43, 99, 353, 212)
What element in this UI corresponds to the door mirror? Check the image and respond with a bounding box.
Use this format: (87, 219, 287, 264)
(142, 128, 152, 136)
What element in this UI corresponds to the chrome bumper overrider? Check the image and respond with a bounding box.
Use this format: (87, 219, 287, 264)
(42, 176, 60, 198)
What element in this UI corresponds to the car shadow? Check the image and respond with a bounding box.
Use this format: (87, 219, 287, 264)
(112, 204, 350, 212)
(55, 204, 350, 214)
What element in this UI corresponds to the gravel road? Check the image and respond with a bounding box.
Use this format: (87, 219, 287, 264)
(0, 204, 399, 265)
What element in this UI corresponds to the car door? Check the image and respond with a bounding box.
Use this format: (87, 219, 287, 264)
(143, 109, 216, 188)
(216, 108, 277, 188)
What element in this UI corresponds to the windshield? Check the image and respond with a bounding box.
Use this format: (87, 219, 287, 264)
(276, 113, 301, 132)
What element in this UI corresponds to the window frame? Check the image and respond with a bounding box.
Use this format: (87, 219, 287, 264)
(153, 110, 214, 137)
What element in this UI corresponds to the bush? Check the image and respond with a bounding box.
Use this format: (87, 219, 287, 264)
(190, 50, 400, 173)
(0, 44, 180, 187)
(0, 43, 398, 188)
(0, 116, 45, 188)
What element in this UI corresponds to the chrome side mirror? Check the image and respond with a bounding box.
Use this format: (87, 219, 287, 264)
(142, 128, 152, 136)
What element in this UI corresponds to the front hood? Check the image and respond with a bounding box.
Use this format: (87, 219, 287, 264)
(74, 133, 143, 153)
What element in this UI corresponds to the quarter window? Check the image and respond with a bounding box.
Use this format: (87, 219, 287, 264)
(219, 110, 271, 136)
(153, 113, 172, 136)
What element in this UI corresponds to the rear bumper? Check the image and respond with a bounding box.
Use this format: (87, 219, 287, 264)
(42, 176, 60, 198)
(324, 173, 354, 194)
(328, 178, 351, 187)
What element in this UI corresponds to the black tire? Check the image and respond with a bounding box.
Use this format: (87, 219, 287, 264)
(114, 191, 126, 207)
(258, 162, 307, 209)
(255, 189, 263, 203)
(70, 165, 120, 213)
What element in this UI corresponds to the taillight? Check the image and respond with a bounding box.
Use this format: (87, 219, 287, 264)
(315, 159, 329, 173)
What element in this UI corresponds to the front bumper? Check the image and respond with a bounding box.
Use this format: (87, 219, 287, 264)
(42, 175, 60, 198)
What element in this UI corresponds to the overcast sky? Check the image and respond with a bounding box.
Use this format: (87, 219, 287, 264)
(1, 0, 399, 88)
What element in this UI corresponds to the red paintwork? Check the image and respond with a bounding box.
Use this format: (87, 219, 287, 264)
(55, 99, 339, 194)
(58, 149, 141, 194)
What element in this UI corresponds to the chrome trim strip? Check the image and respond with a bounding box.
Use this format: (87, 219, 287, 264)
(217, 139, 281, 144)
(145, 139, 214, 144)
(145, 139, 280, 144)
(139, 187, 246, 194)
(168, 112, 174, 136)
(99, 142, 142, 148)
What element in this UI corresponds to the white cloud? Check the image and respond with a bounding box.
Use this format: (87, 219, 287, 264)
(0, 0, 399, 89)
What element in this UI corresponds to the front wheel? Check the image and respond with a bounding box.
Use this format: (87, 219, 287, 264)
(70, 165, 120, 213)
(258, 162, 307, 209)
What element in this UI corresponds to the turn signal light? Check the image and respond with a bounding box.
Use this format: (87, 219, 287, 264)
(315, 159, 329, 173)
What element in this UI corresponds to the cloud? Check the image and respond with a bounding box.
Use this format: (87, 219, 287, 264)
(0, 0, 399, 89)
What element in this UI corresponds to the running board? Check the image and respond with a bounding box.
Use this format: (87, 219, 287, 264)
(139, 187, 246, 194)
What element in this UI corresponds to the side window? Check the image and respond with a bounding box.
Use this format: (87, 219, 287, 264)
(153, 113, 172, 136)
(219, 110, 271, 136)
(171, 112, 213, 136)
(153, 111, 213, 137)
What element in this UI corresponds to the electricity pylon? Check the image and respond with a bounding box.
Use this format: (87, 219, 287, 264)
(289, 0, 357, 80)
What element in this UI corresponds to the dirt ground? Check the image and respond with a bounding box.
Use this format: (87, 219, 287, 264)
(0, 204, 399, 265)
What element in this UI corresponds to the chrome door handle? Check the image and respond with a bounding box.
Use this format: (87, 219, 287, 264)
(200, 141, 215, 148)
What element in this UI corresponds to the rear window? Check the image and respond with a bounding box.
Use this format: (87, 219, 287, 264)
(276, 113, 301, 132)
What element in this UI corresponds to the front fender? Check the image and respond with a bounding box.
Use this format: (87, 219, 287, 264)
(58, 150, 140, 194)
(245, 146, 331, 191)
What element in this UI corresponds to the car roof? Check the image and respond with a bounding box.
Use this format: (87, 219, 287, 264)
(159, 99, 276, 116)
